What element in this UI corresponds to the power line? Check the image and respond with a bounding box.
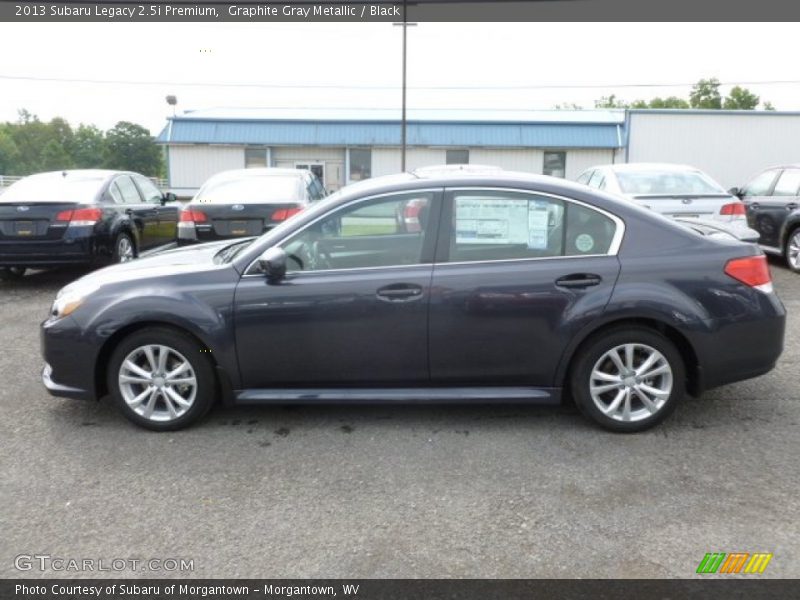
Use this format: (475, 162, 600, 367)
(1, 74, 800, 91)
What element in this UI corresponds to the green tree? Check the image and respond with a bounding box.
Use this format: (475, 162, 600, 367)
(39, 139, 73, 171)
(594, 94, 629, 109)
(648, 96, 690, 109)
(722, 86, 760, 110)
(103, 121, 162, 176)
(763, 101, 776, 111)
(0, 129, 21, 174)
(10, 111, 53, 174)
(689, 78, 722, 109)
(72, 124, 105, 169)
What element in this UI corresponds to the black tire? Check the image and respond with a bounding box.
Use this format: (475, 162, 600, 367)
(107, 327, 216, 431)
(112, 232, 136, 264)
(784, 227, 800, 273)
(570, 326, 685, 433)
(0, 267, 26, 281)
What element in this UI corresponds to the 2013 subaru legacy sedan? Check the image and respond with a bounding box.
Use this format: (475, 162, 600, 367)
(40, 169, 786, 432)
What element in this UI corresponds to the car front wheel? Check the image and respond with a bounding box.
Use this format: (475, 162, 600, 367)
(107, 327, 216, 431)
(570, 327, 685, 432)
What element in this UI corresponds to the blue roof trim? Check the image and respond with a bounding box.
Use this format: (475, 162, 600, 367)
(157, 119, 622, 148)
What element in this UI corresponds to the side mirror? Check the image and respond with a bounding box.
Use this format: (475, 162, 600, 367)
(162, 192, 178, 205)
(728, 187, 742, 198)
(258, 246, 287, 282)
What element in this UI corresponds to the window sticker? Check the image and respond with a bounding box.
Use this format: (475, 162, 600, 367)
(455, 197, 537, 245)
(575, 233, 595, 253)
(527, 203, 550, 249)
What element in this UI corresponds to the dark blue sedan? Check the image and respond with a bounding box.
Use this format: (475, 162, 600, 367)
(0, 169, 178, 279)
(40, 169, 786, 432)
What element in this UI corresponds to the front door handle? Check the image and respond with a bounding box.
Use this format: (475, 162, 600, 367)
(555, 273, 602, 289)
(376, 283, 424, 302)
(786, 203, 798, 211)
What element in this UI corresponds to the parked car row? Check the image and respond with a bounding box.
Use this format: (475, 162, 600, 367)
(0, 167, 327, 279)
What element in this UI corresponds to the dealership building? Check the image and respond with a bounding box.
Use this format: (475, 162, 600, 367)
(157, 108, 800, 197)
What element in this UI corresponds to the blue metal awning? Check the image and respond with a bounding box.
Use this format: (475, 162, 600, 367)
(157, 111, 625, 149)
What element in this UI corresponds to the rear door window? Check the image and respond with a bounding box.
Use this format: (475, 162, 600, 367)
(443, 190, 617, 263)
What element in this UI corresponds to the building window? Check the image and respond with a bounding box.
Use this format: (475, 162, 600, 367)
(446, 149, 469, 165)
(349, 148, 371, 182)
(543, 151, 567, 178)
(245, 147, 268, 168)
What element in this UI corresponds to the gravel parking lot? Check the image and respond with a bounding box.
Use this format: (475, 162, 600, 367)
(1, 259, 798, 579)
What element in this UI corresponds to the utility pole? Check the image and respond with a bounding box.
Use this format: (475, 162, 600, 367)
(393, 2, 417, 172)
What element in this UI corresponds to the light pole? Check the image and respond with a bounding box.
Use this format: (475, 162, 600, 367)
(393, 3, 416, 172)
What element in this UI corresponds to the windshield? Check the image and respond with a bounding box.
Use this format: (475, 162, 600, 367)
(0, 175, 105, 203)
(616, 170, 727, 196)
(194, 176, 303, 205)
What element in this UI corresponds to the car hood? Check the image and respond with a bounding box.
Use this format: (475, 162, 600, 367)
(64, 239, 246, 291)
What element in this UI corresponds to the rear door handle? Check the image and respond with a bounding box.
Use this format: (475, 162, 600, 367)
(555, 273, 602, 289)
(376, 284, 424, 302)
(786, 203, 798, 211)
(750, 202, 760, 210)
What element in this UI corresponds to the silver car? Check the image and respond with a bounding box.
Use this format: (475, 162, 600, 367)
(577, 163, 748, 227)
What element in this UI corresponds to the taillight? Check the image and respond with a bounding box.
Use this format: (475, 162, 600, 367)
(179, 209, 207, 223)
(272, 207, 303, 221)
(55, 207, 102, 226)
(402, 199, 426, 233)
(720, 202, 746, 216)
(724, 255, 773, 292)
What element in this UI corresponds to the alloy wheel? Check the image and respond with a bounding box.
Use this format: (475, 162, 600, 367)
(589, 343, 673, 423)
(117, 236, 135, 263)
(787, 231, 800, 270)
(118, 344, 197, 422)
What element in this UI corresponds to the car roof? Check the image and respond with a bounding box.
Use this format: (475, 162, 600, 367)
(326, 169, 601, 202)
(23, 169, 122, 182)
(205, 168, 311, 183)
(585, 163, 704, 174)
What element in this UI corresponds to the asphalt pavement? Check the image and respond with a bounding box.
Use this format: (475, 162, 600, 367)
(1, 260, 798, 579)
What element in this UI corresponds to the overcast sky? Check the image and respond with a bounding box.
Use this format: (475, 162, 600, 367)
(1, 22, 799, 134)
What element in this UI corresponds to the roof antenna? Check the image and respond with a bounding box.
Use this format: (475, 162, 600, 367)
(62, 171, 67, 177)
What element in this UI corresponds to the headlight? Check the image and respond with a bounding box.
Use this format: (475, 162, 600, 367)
(50, 284, 100, 319)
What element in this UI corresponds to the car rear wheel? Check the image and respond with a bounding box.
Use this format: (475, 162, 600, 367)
(570, 327, 685, 432)
(0, 267, 27, 281)
(784, 228, 800, 272)
(107, 327, 216, 431)
(113, 233, 136, 264)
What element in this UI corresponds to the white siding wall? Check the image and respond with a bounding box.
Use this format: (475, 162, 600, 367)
(169, 145, 244, 192)
(564, 149, 618, 180)
(627, 112, 800, 188)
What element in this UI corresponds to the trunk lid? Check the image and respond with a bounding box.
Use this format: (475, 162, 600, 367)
(629, 194, 735, 218)
(191, 202, 303, 237)
(0, 202, 78, 240)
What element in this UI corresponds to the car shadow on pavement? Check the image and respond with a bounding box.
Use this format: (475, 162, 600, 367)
(0, 267, 94, 291)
